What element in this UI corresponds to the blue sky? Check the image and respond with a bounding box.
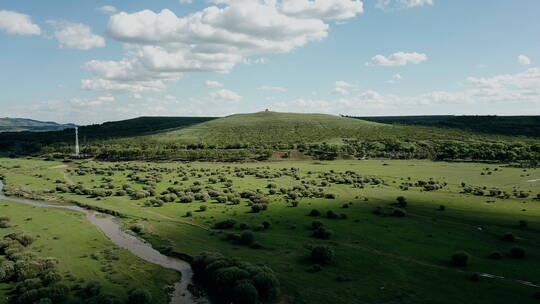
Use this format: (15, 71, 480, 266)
(1, 0, 539, 124)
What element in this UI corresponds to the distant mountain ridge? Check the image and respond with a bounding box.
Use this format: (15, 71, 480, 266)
(0, 118, 76, 132)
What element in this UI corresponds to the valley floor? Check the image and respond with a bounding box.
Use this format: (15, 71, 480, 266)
(0, 158, 539, 304)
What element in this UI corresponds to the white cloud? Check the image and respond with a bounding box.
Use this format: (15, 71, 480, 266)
(272, 68, 540, 115)
(179, 0, 193, 3)
(258, 85, 287, 92)
(367, 52, 427, 67)
(98, 5, 117, 14)
(205, 80, 225, 88)
(518, 55, 531, 66)
(376, 0, 433, 10)
(387, 73, 402, 83)
(0, 10, 41, 35)
(81, 78, 168, 93)
(49, 21, 105, 50)
(84, 1, 363, 92)
(279, 0, 364, 20)
(209, 89, 243, 102)
(335, 80, 355, 88)
(333, 87, 350, 95)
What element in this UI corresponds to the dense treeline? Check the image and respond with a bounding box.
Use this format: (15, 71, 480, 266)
(0, 116, 216, 155)
(346, 115, 540, 138)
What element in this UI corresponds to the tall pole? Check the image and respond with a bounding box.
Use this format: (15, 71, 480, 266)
(75, 127, 80, 156)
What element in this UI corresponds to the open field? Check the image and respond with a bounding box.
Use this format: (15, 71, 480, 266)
(0, 157, 539, 303)
(0, 186, 179, 303)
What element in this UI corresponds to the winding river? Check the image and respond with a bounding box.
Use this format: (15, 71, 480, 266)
(0, 181, 206, 304)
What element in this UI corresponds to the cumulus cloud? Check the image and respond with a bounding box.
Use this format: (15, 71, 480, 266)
(333, 81, 356, 95)
(0, 10, 41, 35)
(367, 52, 427, 67)
(518, 55, 531, 66)
(84, 1, 363, 93)
(272, 68, 540, 115)
(49, 21, 105, 50)
(376, 0, 433, 10)
(205, 80, 225, 88)
(98, 5, 117, 14)
(258, 85, 287, 92)
(209, 89, 243, 102)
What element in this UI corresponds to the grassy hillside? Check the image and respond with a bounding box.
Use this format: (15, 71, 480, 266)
(142, 111, 387, 146)
(350, 115, 540, 138)
(0, 118, 75, 132)
(1, 112, 540, 163)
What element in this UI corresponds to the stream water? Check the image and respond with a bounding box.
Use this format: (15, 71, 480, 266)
(0, 181, 206, 304)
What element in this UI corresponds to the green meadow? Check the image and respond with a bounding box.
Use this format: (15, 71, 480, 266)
(0, 192, 179, 303)
(0, 157, 539, 303)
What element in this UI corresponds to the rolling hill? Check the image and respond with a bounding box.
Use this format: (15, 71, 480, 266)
(141, 111, 388, 146)
(1, 111, 539, 163)
(0, 118, 76, 132)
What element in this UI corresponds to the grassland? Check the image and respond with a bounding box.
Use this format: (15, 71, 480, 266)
(0, 157, 539, 303)
(0, 190, 179, 303)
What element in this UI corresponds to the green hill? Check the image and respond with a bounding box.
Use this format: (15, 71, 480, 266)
(0, 118, 76, 132)
(1, 112, 539, 163)
(142, 111, 387, 146)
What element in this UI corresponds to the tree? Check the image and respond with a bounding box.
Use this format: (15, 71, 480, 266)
(233, 280, 259, 304)
(311, 246, 335, 265)
(128, 289, 152, 304)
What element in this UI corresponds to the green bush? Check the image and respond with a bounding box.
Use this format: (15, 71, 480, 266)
(128, 289, 152, 304)
(309, 209, 321, 216)
(451, 251, 470, 267)
(311, 246, 335, 265)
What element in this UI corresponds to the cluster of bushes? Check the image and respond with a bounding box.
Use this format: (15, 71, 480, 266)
(0, 232, 68, 304)
(191, 252, 280, 304)
(311, 221, 333, 239)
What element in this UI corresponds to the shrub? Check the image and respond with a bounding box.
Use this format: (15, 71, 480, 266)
(199, 205, 207, 212)
(519, 220, 528, 229)
(214, 219, 237, 230)
(396, 196, 407, 207)
(0, 217, 10, 228)
(239, 223, 250, 230)
(309, 209, 321, 217)
(392, 208, 407, 217)
(240, 232, 255, 245)
(128, 289, 152, 304)
(326, 210, 339, 219)
(488, 251, 502, 260)
(509, 247, 525, 259)
(290, 201, 299, 207)
(233, 280, 258, 304)
(84, 281, 102, 296)
(324, 193, 336, 199)
(185, 211, 193, 217)
(311, 246, 335, 265)
(261, 221, 271, 230)
(502, 232, 515, 242)
(451, 251, 470, 267)
(251, 204, 266, 213)
(312, 227, 333, 239)
(438, 205, 446, 211)
(129, 224, 144, 234)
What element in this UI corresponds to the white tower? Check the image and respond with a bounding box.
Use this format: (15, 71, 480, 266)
(75, 127, 80, 156)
